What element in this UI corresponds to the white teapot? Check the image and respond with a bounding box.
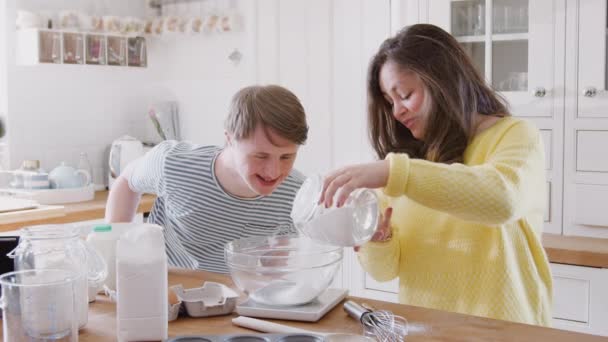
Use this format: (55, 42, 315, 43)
(49, 162, 91, 189)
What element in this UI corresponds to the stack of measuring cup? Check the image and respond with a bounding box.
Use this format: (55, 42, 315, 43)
(1, 224, 108, 341)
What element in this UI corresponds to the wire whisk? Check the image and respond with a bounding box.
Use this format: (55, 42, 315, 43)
(344, 300, 408, 342)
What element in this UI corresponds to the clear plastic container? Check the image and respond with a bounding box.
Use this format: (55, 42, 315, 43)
(291, 175, 379, 247)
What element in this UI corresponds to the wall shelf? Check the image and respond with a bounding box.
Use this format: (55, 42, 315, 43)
(16, 29, 147, 67)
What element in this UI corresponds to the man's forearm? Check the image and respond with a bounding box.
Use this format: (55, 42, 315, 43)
(105, 175, 142, 223)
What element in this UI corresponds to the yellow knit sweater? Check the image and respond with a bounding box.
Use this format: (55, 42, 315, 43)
(358, 117, 552, 326)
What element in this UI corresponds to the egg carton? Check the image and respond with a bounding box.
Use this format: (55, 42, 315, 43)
(168, 334, 324, 342)
(169, 281, 239, 320)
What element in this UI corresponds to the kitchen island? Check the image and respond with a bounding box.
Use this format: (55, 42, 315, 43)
(11, 269, 598, 342)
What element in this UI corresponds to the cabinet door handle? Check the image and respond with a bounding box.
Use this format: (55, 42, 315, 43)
(583, 87, 597, 97)
(532, 87, 547, 97)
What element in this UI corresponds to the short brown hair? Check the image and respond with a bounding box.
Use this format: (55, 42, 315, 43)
(368, 24, 509, 163)
(225, 85, 308, 145)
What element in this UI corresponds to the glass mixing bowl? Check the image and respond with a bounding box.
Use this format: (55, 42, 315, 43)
(225, 235, 343, 306)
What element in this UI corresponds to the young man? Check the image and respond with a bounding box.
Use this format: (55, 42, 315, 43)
(105, 85, 309, 273)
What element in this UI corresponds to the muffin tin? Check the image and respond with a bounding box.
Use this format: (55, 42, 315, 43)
(170, 281, 239, 319)
(168, 334, 324, 342)
(168, 334, 374, 342)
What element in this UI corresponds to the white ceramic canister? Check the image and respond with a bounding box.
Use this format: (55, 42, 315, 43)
(116, 224, 167, 342)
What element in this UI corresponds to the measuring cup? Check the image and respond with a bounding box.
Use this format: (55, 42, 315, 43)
(0, 269, 79, 341)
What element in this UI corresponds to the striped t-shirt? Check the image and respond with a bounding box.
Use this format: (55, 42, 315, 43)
(128, 141, 305, 273)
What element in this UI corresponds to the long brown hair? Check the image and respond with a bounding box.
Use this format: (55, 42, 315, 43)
(368, 24, 509, 163)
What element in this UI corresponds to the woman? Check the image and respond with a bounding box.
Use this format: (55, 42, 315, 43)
(320, 24, 552, 325)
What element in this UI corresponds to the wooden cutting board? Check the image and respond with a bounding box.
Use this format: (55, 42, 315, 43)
(0, 197, 39, 213)
(0, 205, 65, 225)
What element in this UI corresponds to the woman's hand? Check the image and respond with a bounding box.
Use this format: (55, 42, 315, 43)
(319, 160, 390, 208)
(354, 207, 393, 252)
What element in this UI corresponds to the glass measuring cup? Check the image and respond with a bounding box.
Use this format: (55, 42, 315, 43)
(0, 269, 78, 341)
(291, 174, 379, 247)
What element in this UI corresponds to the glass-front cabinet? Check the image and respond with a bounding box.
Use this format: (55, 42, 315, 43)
(577, 0, 608, 117)
(425, 0, 562, 234)
(563, 0, 608, 239)
(428, 0, 554, 117)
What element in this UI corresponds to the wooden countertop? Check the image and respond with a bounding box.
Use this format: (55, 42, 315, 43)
(13, 269, 599, 342)
(1, 191, 608, 268)
(543, 233, 608, 268)
(0, 191, 155, 232)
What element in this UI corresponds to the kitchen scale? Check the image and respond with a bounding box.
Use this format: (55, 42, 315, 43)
(236, 288, 348, 322)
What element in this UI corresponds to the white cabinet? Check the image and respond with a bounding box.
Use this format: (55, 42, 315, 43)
(427, 0, 556, 116)
(563, 0, 608, 238)
(351, 262, 608, 336)
(551, 263, 608, 336)
(410, 0, 565, 235)
(406, 0, 608, 238)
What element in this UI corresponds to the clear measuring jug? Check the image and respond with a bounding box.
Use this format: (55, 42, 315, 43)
(8, 224, 107, 329)
(291, 174, 379, 247)
(0, 269, 79, 341)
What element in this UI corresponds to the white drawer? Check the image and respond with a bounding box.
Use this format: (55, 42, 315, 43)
(553, 272, 590, 322)
(551, 263, 608, 336)
(576, 130, 608, 172)
(573, 184, 608, 227)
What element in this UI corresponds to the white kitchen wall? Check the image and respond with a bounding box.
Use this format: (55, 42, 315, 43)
(3, 0, 259, 187)
(150, 0, 337, 177)
(2, 0, 159, 186)
(149, 0, 257, 148)
(1, 0, 381, 185)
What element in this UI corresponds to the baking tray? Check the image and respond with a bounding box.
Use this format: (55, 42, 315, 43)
(168, 334, 324, 342)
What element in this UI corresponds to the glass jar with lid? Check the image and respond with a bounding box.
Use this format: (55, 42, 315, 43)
(8, 224, 107, 329)
(290, 174, 379, 247)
